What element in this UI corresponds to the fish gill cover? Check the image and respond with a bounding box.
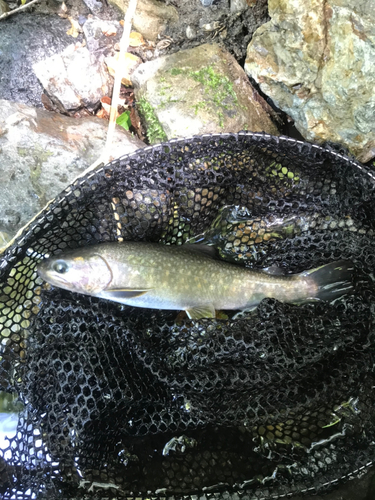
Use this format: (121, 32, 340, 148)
(0, 132, 374, 499)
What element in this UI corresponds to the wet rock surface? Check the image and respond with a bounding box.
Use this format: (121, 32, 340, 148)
(163, 0, 270, 63)
(245, 0, 375, 162)
(0, 99, 144, 235)
(0, 14, 73, 107)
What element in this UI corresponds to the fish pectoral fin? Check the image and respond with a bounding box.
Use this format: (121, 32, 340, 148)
(103, 288, 151, 299)
(186, 304, 216, 320)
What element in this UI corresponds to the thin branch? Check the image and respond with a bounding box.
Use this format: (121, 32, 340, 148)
(101, 0, 138, 165)
(64, 0, 139, 180)
(0, 0, 40, 21)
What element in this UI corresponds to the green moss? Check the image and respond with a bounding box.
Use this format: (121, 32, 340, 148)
(191, 102, 206, 115)
(166, 64, 238, 129)
(187, 66, 237, 128)
(169, 68, 184, 76)
(17, 147, 29, 157)
(138, 96, 167, 144)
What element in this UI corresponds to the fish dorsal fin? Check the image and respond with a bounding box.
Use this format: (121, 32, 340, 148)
(186, 304, 216, 320)
(183, 244, 217, 258)
(103, 288, 151, 299)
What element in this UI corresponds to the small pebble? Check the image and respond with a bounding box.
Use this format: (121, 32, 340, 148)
(186, 26, 196, 39)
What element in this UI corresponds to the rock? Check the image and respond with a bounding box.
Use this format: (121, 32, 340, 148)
(230, 0, 249, 13)
(82, 0, 103, 15)
(0, 15, 73, 107)
(0, 99, 145, 237)
(108, 0, 178, 41)
(131, 43, 280, 143)
(0, 0, 9, 15)
(186, 26, 197, 39)
(245, 0, 375, 162)
(82, 18, 123, 55)
(33, 44, 112, 113)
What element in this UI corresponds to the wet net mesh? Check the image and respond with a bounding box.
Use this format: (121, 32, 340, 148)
(0, 132, 375, 499)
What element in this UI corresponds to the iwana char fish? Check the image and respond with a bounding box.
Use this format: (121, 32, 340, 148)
(37, 242, 354, 319)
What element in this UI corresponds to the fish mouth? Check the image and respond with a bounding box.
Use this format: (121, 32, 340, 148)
(48, 275, 69, 286)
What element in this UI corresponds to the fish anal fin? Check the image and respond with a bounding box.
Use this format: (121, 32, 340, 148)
(186, 304, 216, 320)
(103, 288, 150, 299)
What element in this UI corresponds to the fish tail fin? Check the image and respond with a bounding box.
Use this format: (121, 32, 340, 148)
(303, 260, 355, 302)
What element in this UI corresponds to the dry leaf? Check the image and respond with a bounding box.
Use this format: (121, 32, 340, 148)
(101, 22, 117, 37)
(105, 52, 142, 87)
(129, 31, 145, 47)
(58, 1, 68, 18)
(101, 96, 112, 114)
(66, 17, 81, 38)
(100, 97, 120, 119)
(96, 108, 108, 119)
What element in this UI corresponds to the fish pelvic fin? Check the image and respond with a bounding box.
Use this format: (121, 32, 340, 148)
(186, 304, 216, 320)
(103, 288, 151, 299)
(302, 260, 354, 302)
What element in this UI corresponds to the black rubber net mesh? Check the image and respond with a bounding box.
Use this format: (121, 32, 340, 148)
(0, 132, 375, 500)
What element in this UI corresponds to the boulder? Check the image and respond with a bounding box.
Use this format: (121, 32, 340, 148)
(33, 44, 112, 113)
(0, 100, 145, 237)
(245, 0, 375, 162)
(0, 15, 72, 107)
(132, 43, 280, 143)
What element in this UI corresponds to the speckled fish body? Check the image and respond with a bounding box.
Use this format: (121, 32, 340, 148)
(37, 242, 354, 319)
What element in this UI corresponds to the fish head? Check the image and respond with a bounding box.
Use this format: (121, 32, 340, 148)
(37, 251, 113, 295)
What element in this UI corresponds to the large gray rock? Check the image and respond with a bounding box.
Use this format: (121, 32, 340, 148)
(245, 0, 375, 162)
(0, 100, 145, 237)
(132, 43, 280, 143)
(0, 15, 73, 108)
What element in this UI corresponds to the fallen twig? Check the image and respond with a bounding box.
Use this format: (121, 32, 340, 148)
(102, 0, 138, 165)
(0, 0, 40, 20)
(74, 0, 138, 175)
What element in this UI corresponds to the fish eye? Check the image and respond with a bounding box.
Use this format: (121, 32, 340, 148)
(53, 260, 69, 274)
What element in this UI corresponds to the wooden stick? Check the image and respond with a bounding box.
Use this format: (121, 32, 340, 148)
(101, 0, 138, 165)
(0, 0, 40, 21)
